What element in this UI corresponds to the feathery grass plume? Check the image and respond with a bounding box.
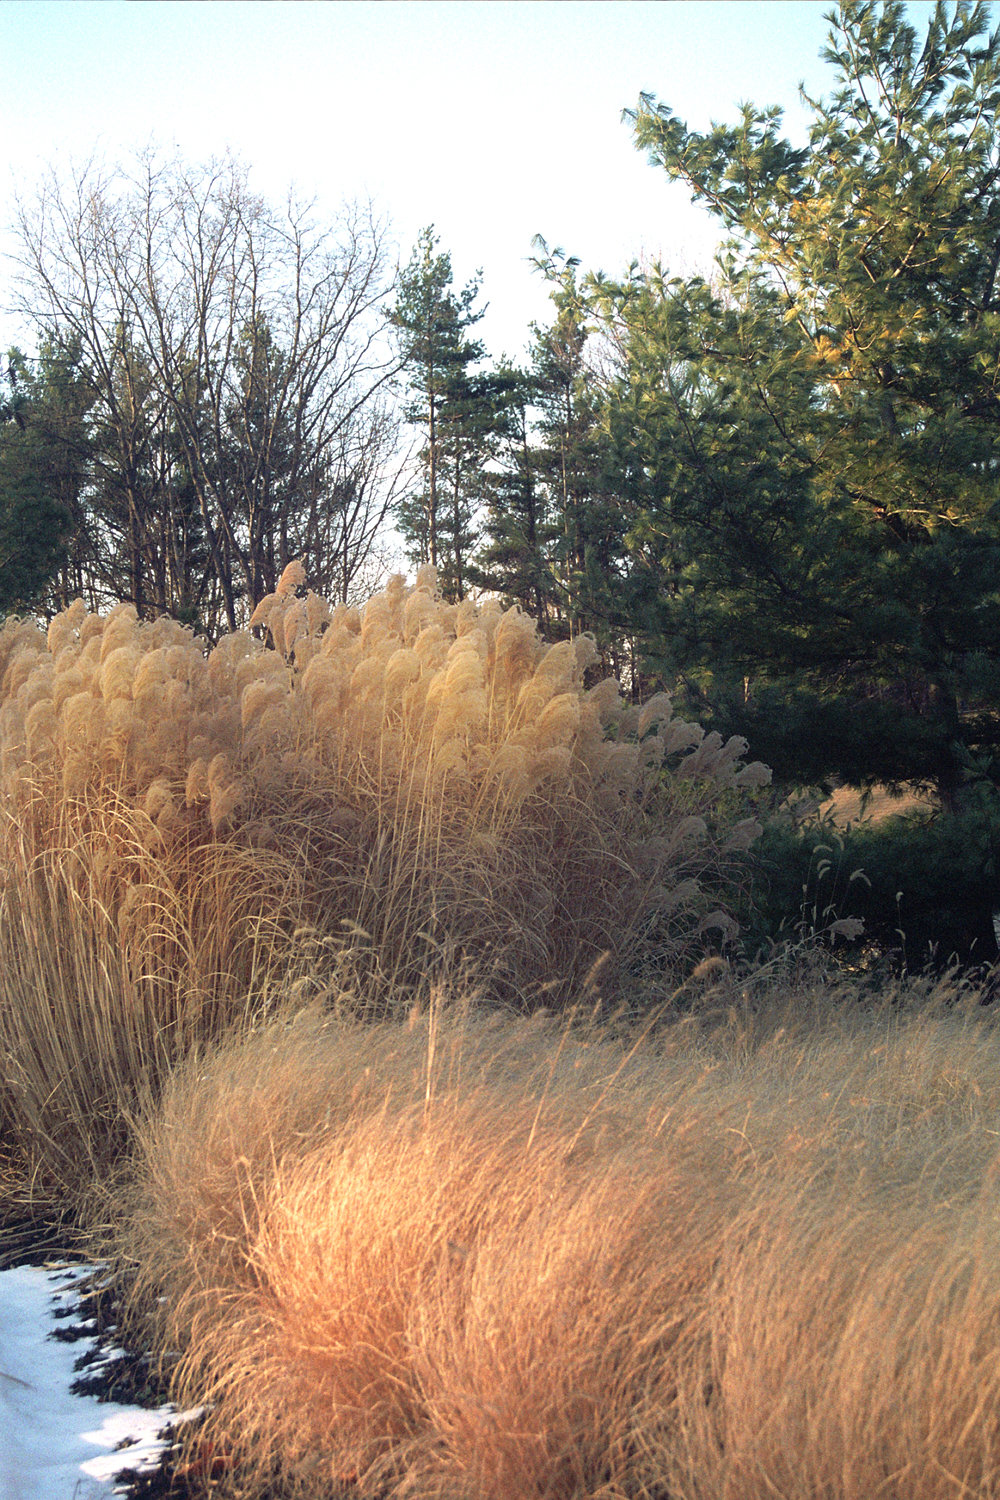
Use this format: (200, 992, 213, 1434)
(0, 566, 767, 1220)
(0, 802, 323, 1225)
(0, 594, 308, 1216)
(0, 567, 773, 1014)
(105, 983, 1000, 1499)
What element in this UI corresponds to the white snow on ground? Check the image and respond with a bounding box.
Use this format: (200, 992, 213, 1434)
(0, 1263, 197, 1500)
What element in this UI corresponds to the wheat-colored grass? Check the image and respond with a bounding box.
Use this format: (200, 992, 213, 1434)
(103, 980, 1000, 1500)
(0, 566, 767, 1217)
(0, 567, 768, 1015)
(8, 569, 998, 1495)
(0, 801, 319, 1222)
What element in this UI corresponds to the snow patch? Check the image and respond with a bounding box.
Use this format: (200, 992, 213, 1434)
(0, 1264, 196, 1499)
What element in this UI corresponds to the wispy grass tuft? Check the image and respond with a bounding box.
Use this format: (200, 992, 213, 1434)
(102, 985, 1000, 1499)
(0, 799, 317, 1223)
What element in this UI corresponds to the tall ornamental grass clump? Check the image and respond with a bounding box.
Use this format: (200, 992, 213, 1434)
(0, 563, 767, 1216)
(108, 983, 1000, 1500)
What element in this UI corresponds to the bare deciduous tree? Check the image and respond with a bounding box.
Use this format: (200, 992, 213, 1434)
(10, 148, 402, 628)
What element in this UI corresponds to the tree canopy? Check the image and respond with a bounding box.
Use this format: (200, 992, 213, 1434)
(590, 0, 1000, 805)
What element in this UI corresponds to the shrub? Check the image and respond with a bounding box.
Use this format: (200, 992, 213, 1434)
(746, 793, 1000, 969)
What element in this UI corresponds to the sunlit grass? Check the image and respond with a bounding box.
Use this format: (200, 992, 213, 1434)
(100, 982, 1000, 1500)
(0, 567, 764, 1217)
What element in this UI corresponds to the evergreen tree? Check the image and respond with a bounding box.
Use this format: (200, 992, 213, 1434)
(597, 0, 1000, 800)
(519, 248, 639, 680)
(0, 345, 85, 617)
(470, 360, 559, 626)
(391, 227, 491, 597)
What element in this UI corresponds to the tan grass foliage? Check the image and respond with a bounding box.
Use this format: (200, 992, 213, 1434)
(0, 809, 311, 1218)
(106, 982, 1000, 1500)
(0, 566, 766, 1215)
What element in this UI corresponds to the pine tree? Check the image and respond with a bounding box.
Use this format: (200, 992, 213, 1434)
(597, 0, 1000, 801)
(525, 248, 637, 676)
(390, 227, 491, 597)
(470, 360, 559, 626)
(0, 346, 79, 616)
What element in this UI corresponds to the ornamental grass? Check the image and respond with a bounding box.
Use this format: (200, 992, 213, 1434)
(105, 979, 1000, 1500)
(0, 563, 766, 1217)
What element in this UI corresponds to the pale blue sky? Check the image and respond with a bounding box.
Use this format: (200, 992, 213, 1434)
(1, 0, 952, 360)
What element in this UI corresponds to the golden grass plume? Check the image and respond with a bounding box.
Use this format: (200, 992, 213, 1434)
(0, 568, 769, 1012)
(0, 566, 768, 1218)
